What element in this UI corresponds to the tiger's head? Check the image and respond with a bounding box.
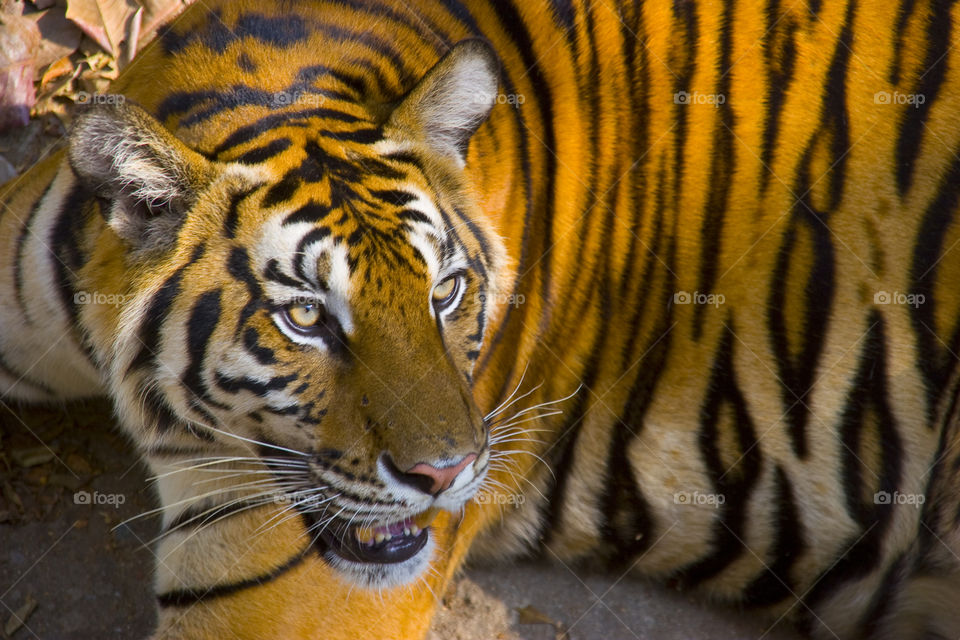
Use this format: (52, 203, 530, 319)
(68, 40, 508, 587)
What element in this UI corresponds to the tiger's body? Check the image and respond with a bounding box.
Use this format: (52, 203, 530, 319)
(2, 0, 960, 638)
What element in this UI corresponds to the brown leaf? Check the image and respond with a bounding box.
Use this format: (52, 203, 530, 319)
(516, 605, 571, 640)
(64, 452, 94, 475)
(2, 482, 23, 511)
(11, 446, 54, 467)
(28, 7, 82, 68)
(39, 54, 73, 86)
(516, 605, 556, 626)
(0, 11, 40, 131)
(65, 0, 138, 57)
(137, 0, 192, 33)
(3, 594, 37, 637)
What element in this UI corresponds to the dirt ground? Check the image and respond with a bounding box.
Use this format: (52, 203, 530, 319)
(0, 401, 801, 640)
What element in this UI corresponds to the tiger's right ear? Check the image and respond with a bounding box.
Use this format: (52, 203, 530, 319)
(386, 39, 500, 166)
(69, 101, 214, 252)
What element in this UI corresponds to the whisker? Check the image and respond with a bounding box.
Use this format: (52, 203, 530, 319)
(484, 364, 530, 420)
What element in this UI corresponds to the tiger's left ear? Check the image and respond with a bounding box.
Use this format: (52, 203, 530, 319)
(68, 101, 214, 252)
(386, 39, 500, 166)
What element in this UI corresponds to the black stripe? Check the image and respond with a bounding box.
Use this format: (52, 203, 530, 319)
(181, 289, 228, 412)
(910, 154, 960, 424)
(263, 259, 303, 288)
(226, 246, 264, 333)
(398, 209, 431, 225)
(222, 188, 258, 239)
(284, 202, 331, 226)
(14, 180, 55, 318)
(548, 0, 576, 34)
(889, 0, 919, 84)
(742, 465, 805, 606)
(215, 371, 296, 396)
(145, 444, 211, 457)
(49, 182, 98, 366)
(293, 228, 333, 283)
(323, 127, 381, 144)
(672, 324, 762, 588)
(164, 11, 309, 56)
(538, 388, 589, 548)
(760, 0, 797, 195)
(692, 0, 735, 339)
(141, 384, 181, 434)
(0, 351, 55, 397)
(126, 243, 206, 378)
(368, 189, 417, 208)
(235, 138, 292, 165)
(859, 552, 910, 637)
(768, 142, 836, 458)
(821, 0, 855, 211)
(895, 0, 956, 194)
(212, 108, 362, 157)
(243, 328, 276, 365)
(803, 312, 902, 623)
(157, 550, 308, 607)
(670, 0, 699, 219)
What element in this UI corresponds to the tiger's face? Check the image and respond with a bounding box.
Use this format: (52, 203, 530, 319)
(69, 40, 506, 586)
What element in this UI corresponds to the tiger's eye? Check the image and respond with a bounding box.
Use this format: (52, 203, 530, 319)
(432, 276, 459, 307)
(288, 303, 320, 328)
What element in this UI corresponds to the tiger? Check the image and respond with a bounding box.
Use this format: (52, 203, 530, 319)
(2, 0, 959, 638)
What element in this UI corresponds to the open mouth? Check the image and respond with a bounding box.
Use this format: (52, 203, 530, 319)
(318, 508, 441, 564)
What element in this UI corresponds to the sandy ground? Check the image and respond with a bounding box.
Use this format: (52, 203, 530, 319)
(0, 401, 801, 640)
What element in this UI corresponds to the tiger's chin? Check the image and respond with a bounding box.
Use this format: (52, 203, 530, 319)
(308, 508, 443, 589)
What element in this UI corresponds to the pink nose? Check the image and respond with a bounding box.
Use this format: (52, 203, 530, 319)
(403, 454, 477, 495)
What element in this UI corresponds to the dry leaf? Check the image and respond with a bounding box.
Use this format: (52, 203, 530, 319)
(0, 11, 40, 131)
(3, 594, 37, 637)
(11, 446, 54, 467)
(65, 0, 137, 57)
(516, 605, 556, 626)
(516, 605, 571, 640)
(40, 54, 73, 85)
(136, 0, 192, 44)
(28, 7, 82, 68)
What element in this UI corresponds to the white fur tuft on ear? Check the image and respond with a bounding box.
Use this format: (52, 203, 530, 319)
(387, 39, 500, 165)
(69, 102, 212, 251)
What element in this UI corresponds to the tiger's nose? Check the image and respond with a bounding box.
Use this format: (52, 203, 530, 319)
(384, 453, 477, 496)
